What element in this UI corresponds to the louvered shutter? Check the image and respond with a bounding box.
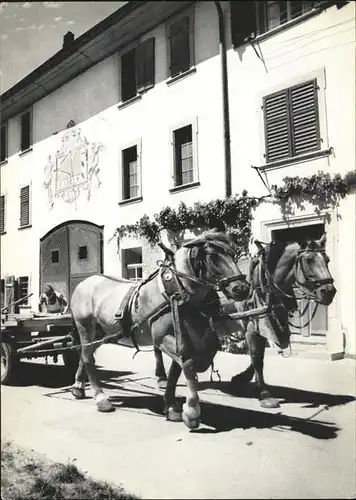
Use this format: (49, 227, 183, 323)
(144, 37, 155, 89)
(21, 111, 31, 152)
(290, 80, 320, 156)
(230, 1, 257, 47)
(169, 17, 190, 77)
(135, 42, 146, 93)
(121, 49, 136, 102)
(0, 195, 5, 233)
(263, 90, 292, 162)
(136, 38, 155, 93)
(20, 185, 30, 227)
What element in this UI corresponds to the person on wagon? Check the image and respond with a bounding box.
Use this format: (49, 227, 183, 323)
(38, 284, 69, 314)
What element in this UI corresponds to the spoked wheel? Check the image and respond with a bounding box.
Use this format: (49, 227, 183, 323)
(1, 342, 19, 385)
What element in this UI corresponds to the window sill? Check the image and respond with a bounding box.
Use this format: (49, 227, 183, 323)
(239, 4, 327, 47)
(19, 147, 33, 158)
(166, 67, 197, 86)
(256, 147, 333, 172)
(0, 159, 8, 166)
(118, 196, 143, 207)
(118, 94, 142, 110)
(18, 224, 32, 231)
(169, 181, 200, 194)
(0, 231, 6, 235)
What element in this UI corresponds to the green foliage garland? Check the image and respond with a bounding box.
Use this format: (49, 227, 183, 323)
(114, 170, 355, 252)
(271, 170, 351, 218)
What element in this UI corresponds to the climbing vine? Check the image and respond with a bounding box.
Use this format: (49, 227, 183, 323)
(270, 170, 353, 218)
(113, 170, 355, 252)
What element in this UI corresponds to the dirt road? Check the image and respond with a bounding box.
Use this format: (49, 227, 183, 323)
(2, 345, 356, 499)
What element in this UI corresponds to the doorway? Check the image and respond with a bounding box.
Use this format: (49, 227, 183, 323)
(40, 220, 103, 300)
(271, 223, 327, 344)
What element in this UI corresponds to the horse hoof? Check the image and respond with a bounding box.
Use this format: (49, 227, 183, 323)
(182, 413, 200, 429)
(157, 378, 167, 390)
(166, 407, 183, 422)
(260, 398, 280, 409)
(96, 399, 115, 413)
(70, 387, 86, 400)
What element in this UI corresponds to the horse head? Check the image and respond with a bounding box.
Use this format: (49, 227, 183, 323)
(180, 229, 250, 301)
(294, 233, 336, 306)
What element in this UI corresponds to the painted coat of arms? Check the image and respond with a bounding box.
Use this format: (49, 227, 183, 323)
(44, 126, 104, 208)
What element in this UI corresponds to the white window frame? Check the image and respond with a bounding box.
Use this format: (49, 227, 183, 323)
(169, 117, 199, 190)
(121, 246, 143, 281)
(257, 67, 329, 169)
(18, 275, 31, 307)
(119, 139, 143, 203)
(18, 182, 32, 229)
(166, 6, 195, 80)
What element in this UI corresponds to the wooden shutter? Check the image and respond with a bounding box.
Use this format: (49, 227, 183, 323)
(169, 17, 190, 77)
(21, 111, 31, 151)
(136, 38, 155, 93)
(230, 1, 257, 47)
(0, 195, 5, 233)
(1, 124, 7, 163)
(263, 90, 292, 162)
(20, 185, 30, 227)
(121, 49, 136, 102)
(290, 80, 320, 156)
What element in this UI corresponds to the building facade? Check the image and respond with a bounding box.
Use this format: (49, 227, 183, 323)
(1, 1, 355, 358)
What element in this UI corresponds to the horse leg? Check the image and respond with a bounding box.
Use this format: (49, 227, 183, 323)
(182, 358, 201, 429)
(245, 326, 280, 409)
(71, 356, 87, 399)
(74, 320, 114, 413)
(154, 346, 168, 389)
(163, 360, 183, 422)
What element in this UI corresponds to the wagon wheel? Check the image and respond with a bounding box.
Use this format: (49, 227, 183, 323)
(1, 341, 19, 385)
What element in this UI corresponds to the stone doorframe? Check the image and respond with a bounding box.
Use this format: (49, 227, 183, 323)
(259, 210, 344, 360)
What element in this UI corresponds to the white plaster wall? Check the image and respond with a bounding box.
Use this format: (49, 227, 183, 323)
(0, 1, 225, 307)
(226, 2, 356, 355)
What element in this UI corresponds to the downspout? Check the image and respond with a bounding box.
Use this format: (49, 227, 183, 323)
(213, 1, 232, 198)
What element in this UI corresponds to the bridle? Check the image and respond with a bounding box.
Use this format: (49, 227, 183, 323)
(254, 242, 334, 332)
(294, 249, 334, 295)
(185, 240, 248, 300)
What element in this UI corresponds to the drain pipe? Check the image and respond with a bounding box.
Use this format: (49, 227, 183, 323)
(213, 0, 232, 198)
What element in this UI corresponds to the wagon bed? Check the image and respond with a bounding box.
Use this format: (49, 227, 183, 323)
(1, 312, 79, 385)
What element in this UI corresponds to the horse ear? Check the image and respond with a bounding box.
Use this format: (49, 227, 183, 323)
(299, 240, 308, 250)
(318, 233, 327, 249)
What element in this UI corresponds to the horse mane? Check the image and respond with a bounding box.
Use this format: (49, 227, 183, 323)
(264, 240, 288, 273)
(182, 230, 236, 257)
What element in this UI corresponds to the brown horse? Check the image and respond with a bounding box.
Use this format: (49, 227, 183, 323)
(155, 234, 336, 408)
(69, 230, 249, 429)
(228, 233, 337, 408)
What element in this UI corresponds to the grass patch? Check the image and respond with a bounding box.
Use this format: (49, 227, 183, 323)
(1, 441, 140, 499)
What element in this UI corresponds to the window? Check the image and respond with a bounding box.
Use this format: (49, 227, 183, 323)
(121, 38, 155, 102)
(167, 13, 194, 78)
(20, 109, 32, 152)
(122, 247, 143, 281)
(0, 195, 5, 234)
(122, 145, 141, 201)
(51, 250, 59, 263)
(1, 123, 8, 163)
(263, 79, 320, 163)
(78, 245, 88, 260)
(230, 1, 322, 46)
(19, 185, 30, 228)
(18, 276, 29, 305)
(173, 124, 196, 187)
